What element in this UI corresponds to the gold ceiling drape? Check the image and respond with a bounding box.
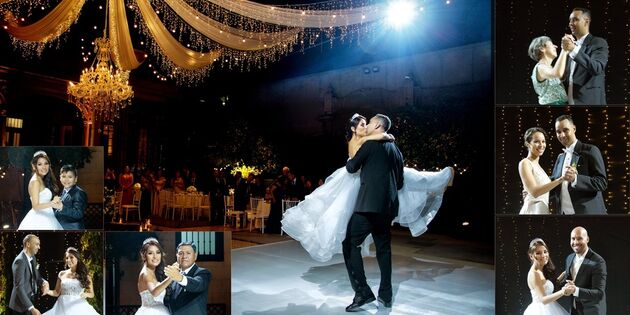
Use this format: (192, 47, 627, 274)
(109, 0, 141, 70)
(4, 0, 85, 42)
(136, 0, 220, 70)
(207, 0, 385, 27)
(163, 0, 300, 51)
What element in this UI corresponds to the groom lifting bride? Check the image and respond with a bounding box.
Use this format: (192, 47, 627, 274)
(343, 114, 404, 311)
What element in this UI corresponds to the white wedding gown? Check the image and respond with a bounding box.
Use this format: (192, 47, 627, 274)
(135, 289, 170, 315)
(523, 280, 569, 315)
(18, 188, 64, 230)
(43, 278, 99, 315)
(282, 166, 453, 262)
(519, 159, 551, 215)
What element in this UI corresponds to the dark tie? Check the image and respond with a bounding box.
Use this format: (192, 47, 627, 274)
(61, 189, 69, 201)
(30, 258, 37, 294)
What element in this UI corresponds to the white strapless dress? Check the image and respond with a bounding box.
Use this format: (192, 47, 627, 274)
(43, 278, 99, 315)
(282, 166, 453, 262)
(519, 159, 551, 215)
(135, 289, 169, 315)
(523, 280, 569, 315)
(18, 188, 64, 230)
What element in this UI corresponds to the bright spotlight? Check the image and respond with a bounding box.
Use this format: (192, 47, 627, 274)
(386, 0, 418, 29)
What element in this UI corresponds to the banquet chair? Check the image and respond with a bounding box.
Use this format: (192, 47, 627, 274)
(280, 199, 300, 235)
(122, 190, 142, 222)
(248, 197, 270, 233)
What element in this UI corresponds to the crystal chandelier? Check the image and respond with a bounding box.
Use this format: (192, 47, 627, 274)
(67, 1, 133, 122)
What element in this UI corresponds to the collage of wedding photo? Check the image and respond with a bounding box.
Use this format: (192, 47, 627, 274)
(0, 0, 628, 314)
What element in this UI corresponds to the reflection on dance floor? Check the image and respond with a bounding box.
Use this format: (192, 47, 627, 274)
(232, 237, 494, 314)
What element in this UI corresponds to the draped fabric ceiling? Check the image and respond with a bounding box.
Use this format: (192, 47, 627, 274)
(2, 0, 385, 82)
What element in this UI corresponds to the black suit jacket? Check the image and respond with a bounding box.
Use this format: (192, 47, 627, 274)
(55, 185, 87, 230)
(9, 252, 44, 313)
(550, 141, 607, 214)
(563, 34, 608, 105)
(165, 264, 212, 315)
(562, 248, 607, 315)
(346, 140, 404, 217)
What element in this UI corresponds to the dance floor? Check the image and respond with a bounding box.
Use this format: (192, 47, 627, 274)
(232, 236, 494, 314)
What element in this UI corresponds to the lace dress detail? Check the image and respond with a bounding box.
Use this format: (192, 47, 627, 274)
(42, 278, 99, 315)
(523, 280, 569, 315)
(531, 64, 568, 105)
(135, 289, 169, 315)
(18, 187, 63, 230)
(519, 159, 551, 215)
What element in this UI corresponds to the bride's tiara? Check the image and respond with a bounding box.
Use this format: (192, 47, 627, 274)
(351, 113, 362, 120)
(143, 237, 160, 245)
(33, 150, 48, 158)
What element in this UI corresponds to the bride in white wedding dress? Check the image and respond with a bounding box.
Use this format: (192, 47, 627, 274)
(281, 113, 453, 262)
(518, 128, 568, 215)
(43, 247, 99, 315)
(523, 238, 569, 315)
(135, 238, 173, 315)
(17, 151, 63, 230)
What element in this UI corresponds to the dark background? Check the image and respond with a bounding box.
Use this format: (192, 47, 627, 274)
(495, 106, 629, 214)
(0, 0, 494, 242)
(496, 216, 630, 315)
(495, 0, 630, 104)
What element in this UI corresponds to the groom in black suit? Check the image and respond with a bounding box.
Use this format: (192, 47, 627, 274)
(561, 227, 607, 315)
(550, 115, 607, 214)
(562, 7, 608, 105)
(344, 114, 404, 311)
(164, 241, 212, 315)
(53, 165, 88, 230)
(9, 234, 48, 315)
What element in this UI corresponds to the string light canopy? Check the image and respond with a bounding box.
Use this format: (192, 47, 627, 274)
(67, 0, 133, 122)
(0, 0, 437, 85)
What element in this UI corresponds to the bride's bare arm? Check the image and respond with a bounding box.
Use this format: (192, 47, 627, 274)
(80, 275, 95, 299)
(28, 180, 58, 210)
(532, 271, 565, 304)
(518, 159, 564, 198)
(358, 133, 394, 145)
(45, 273, 62, 297)
(142, 269, 173, 297)
(349, 133, 394, 158)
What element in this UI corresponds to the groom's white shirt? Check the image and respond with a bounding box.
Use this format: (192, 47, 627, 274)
(568, 33, 589, 104)
(561, 140, 578, 214)
(176, 264, 196, 287)
(571, 248, 589, 299)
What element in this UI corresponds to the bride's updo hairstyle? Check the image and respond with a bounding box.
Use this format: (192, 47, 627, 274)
(65, 247, 90, 289)
(140, 237, 166, 281)
(31, 150, 60, 195)
(345, 113, 366, 141)
(523, 127, 547, 148)
(527, 238, 555, 280)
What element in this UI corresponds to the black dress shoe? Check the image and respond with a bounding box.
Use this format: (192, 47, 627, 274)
(345, 293, 376, 312)
(377, 296, 392, 308)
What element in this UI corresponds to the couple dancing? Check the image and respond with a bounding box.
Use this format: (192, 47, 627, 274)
(135, 238, 211, 315)
(9, 234, 99, 315)
(17, 151, 87, 230)
(282, 113, 453, 311)
(529, 7, 608, 105)
(524, 227, 606, 315)
(518, 115, 607, 215)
